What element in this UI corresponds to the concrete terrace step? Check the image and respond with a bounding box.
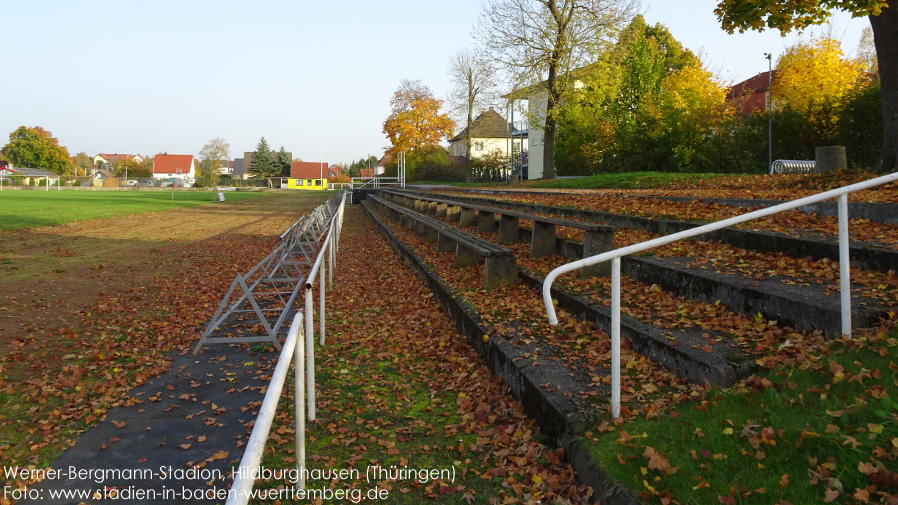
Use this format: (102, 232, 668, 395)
(361, 200, 641, 505)
(618, 194, 898, 225)
(403, 189, 898, 274)
(622, 255, 892, 333)
(519, 271, 755, 387)
(490, 214, 888, 336)
(456, 187, 898, 225)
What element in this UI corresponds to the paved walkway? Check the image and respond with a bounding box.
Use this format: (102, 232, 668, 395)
(22, 344, 278, 504)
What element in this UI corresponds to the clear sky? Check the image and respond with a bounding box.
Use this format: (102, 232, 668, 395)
(1, 0, 869, 166)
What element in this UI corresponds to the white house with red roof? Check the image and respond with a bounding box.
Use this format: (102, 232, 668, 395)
(152, 153, 196, 180)
(93, 153, 144, 166)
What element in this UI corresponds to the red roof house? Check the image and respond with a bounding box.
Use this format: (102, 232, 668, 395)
(94, 153, 144, 165)
(327, 165, 343, 178)
(290, 161, 329, 179)
(726, 70, 779, 114)
(152, 153, 196, 179)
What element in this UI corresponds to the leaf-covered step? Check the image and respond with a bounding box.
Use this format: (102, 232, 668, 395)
(520, 271, 756, 387)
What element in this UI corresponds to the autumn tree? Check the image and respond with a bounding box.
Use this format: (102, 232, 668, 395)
(248, 137, 278, 178)
(774, 37, 863, 113)
(715, 0, 896, 172)
(447, 49, 498, 160)
(475, 0, 636, 179)
(555, 16, 722, 173)
(113, 157, 150, 178)
(1, 126, 74, 174)
(72, 152, 92, 176)
(198, 137, 231, 187)
(771, 37, 864, 146)
(382, 79, 455, 157)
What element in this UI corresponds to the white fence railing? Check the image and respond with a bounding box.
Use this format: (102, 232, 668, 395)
(226, 193, 346, 504)
(542, 171, 898, 418)
(349, 176, 405, 190)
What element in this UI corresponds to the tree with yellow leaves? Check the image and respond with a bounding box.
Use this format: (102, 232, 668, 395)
(383, 80, 455, 157)
(715, 0, 895, 172)
(650, 64, 730, 170)
(773, 37, 864, 147)
(774, 37, 863, 113)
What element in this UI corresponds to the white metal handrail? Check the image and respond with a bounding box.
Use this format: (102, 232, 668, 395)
(227, 312, 306, 504)
(542, 171, 898, 418)
(350, 176, 405, 189)
(301, 192, 346, 421)
(226, 193, 346, 504)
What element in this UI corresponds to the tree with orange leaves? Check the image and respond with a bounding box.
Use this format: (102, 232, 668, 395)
(383, 80, 455, 157)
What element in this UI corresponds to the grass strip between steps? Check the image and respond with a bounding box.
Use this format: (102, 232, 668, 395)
(586, 328, 898, 505)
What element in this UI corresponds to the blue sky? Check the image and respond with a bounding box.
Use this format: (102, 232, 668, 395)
(0, 1, 868, 165)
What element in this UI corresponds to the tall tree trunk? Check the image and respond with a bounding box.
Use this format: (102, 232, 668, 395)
(466, 68, 475, 162)
(870, 6, 898, 173)
(543, 59, 559, 180)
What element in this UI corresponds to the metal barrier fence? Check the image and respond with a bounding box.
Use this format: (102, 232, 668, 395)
(770, 159, 815, 174)
(225, 191, 345, 504)
(193, 193, 344, 353)
(542, 171, 898, 418)
(350, 176, 405, 189)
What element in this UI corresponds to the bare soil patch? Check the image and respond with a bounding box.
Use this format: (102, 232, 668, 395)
(0, 191, 332, 468)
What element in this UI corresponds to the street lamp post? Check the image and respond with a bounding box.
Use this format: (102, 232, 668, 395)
(765, 52, 773, 173)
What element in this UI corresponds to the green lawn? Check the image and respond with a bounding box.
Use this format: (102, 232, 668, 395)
(0, 190, 273, 231)
(587, 329, 898, 504)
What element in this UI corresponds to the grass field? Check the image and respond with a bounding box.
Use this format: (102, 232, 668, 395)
(0, 189, 274, 231)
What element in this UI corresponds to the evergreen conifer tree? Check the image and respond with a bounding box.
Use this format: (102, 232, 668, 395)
(248, 137, 275, 177)
(276, 146, 292, 177)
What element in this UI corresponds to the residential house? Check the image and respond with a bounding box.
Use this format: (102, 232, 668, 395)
(327, 165, 343, 178)
(373, 153, 391, 176)
(216, 160, 234, 176)
(290, 161, 329, 179)
(152, 153, 196, 180)
(0, 166, 60, 185)
(94, 169, 116, 180)
(726, 70, 779, 114)
(233, 158, 245, 179)
(448, 107, 522, 161)
(512, 67, 595, 179)
(93, 153, 144, 168)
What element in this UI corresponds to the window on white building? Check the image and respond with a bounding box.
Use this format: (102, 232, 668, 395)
(474, 141, 484, 151)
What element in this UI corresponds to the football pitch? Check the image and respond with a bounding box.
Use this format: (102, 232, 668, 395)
(0, 189, 273, 231)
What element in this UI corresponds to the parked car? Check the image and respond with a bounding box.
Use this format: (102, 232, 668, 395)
(124, 179, 138, 186)
(138, 179, 155, 187)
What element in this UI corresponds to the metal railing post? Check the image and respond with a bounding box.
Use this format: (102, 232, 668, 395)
(305, 284, 316, 421)
(320, 251, 326, 345)
(839, 194, 852, 338)
(328, 233, 334, 289)
(611, 257, 621, 418)
(294, 314, 306, 491)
